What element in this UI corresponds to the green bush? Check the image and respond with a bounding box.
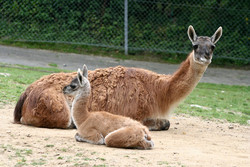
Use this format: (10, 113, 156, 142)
(0, 0, 249, 66)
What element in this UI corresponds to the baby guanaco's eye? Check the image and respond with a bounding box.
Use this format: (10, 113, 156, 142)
(70, 85, 76, 89)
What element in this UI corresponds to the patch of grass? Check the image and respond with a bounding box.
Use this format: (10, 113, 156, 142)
(65, 156, 73, 163)
(91, 152, 97, 155)
(0, 64, 71, 104)
(75, 153, 83, 157)
(60, 148, 68, 152)
(30, 158, 46, 166)
(57, 156, 63, 160)
(45, 144, 54, 148)
(74, 162, 89, 166)
(83, 157, 92, 161)
(93, 165, 107, 167)
(1, 145, 32, 157)
(157, 161, 169, 165)
(48, 63, 58, 67)
(1, 145, 34, 166)
(97, 157, 106, 161)
(24, 149, 32, 156)
(1, 144, 13, 150)
(16, 157, 28, 167)
(15, 149, 32, 157)
(177, 83, 250, 125)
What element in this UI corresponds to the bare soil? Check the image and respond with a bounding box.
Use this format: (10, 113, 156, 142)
(0, 105, 249, 167)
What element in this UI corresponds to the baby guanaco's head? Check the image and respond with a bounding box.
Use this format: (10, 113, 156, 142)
(63, 64, 91, 98)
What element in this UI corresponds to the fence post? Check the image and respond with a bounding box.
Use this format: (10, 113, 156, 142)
(124, 0, 128, 55)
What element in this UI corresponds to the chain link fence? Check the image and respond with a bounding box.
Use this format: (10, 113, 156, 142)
(0, 0, 249, 63)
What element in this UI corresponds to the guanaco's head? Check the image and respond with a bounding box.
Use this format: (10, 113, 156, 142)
(188, 25, 222, 65)
(63, 64, 91, 98)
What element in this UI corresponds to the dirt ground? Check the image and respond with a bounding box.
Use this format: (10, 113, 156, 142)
(0, 105, 249, 167)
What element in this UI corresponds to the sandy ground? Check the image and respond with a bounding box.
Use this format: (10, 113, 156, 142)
(0, 105, 249, 167)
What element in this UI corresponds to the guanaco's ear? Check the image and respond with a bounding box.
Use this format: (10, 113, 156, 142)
(77, 68, 83, 86)
(82, 64, 88, 79)
(211, 26, 222, 44)
(187, 25, 197, 43)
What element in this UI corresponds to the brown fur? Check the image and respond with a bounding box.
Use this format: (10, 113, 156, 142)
(12, 55, 210, 129)
(75, 109, 153, 149)
(14, 92, 27, 123)
(17, 72, 76, 128)
(65, 67, 153, 149)
(14, 25, 222, 129)
(88, 53, 207, 121)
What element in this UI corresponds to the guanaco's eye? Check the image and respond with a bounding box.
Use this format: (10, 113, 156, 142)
(211, 45, 216, 51)
(193, 44, 198, 50)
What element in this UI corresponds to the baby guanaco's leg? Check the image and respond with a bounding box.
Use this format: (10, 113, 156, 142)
(75, 128, 105, 145)
(104, 126, 154, 149)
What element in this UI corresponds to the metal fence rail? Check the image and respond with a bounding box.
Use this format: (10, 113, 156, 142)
(0, 0, 249, 62)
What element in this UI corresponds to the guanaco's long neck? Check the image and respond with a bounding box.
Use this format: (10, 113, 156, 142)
(71, 94, 90, 128)
(158, 51, 208, 112)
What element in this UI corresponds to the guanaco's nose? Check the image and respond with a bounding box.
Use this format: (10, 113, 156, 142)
(204, 54, 210, 59)
(204, 50, 210, 59)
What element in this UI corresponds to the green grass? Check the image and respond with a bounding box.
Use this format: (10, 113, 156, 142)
(16, 157, 28, 166)
(74, 162, 89, 166)
(0, 65, 249, 125)
(30, 158, 46, 166)
(157, 161, 169, 165)
(0, 64, 70, 104)
(176, 83, 250, 124)
(45, 145, 54, 148)
(1, 144, 34, 166)
(48, 63, 58, 67)
(15, 149, 33, 157)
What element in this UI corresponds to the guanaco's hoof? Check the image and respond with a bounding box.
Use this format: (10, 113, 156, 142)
(160, 119, 170, 130)
(143, 118, 170, 131)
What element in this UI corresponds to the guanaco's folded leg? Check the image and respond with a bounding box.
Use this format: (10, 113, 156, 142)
(105, 126, 154, 149)
(75, 129, 105, 145)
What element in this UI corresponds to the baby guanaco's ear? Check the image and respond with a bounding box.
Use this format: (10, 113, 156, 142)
(77, 68, 83, 86)
(82, 64, 88, 79)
